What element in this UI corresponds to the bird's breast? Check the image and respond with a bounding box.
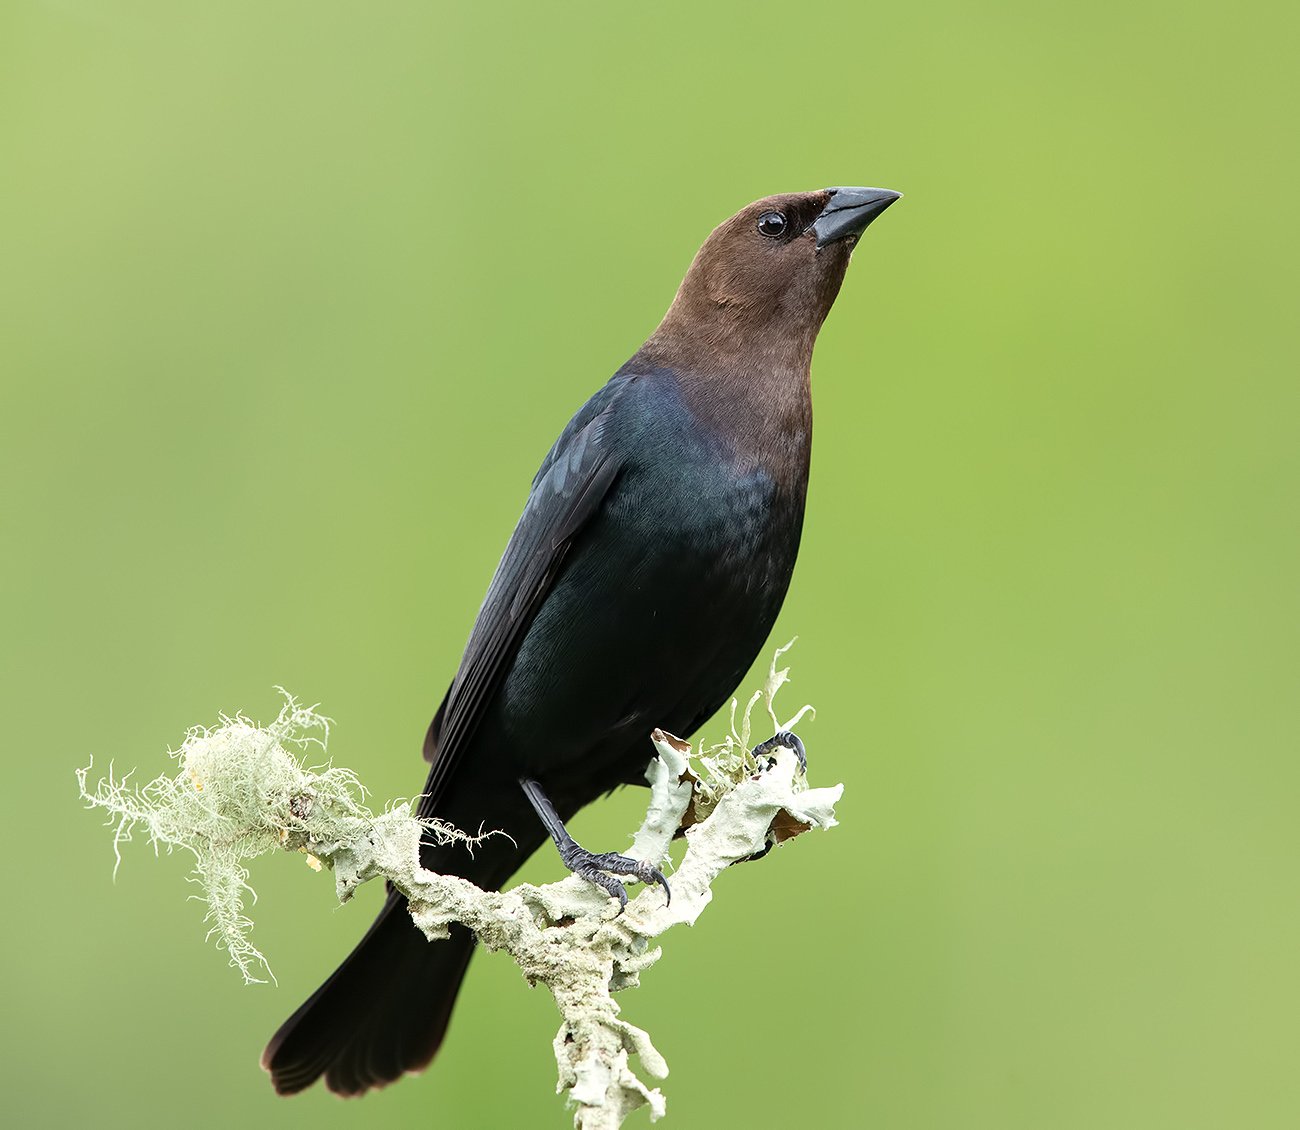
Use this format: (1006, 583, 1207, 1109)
(491, 374, 810, 780)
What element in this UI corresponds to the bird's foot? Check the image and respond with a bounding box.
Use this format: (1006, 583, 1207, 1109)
(560, 843, 671, 911)
(520, 777, 671, 911)
(734, 732, 807, 867)
(751, 730, 807, 774)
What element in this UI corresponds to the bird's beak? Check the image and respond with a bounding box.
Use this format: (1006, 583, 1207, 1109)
(813, 186, 902, 248)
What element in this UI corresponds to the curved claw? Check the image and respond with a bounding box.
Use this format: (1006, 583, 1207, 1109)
(636, 862, 672, 907)
(752, 731, 807, 773)
(562, 846, 671, 909)
(576, 864, 629, 908)
(606, 877, 630, 910)
(522, 777, 672, 911)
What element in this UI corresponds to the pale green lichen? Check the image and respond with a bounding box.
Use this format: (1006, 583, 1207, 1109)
(77, 652, 841, 1128)
(75, 691, 467, 982)
(689, 639, 815, 822)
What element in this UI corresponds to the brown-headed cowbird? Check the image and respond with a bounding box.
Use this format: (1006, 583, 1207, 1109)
(263, 186, 901, 1096)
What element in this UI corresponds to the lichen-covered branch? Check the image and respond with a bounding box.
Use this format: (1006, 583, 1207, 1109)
(77, 650, 842, 1127)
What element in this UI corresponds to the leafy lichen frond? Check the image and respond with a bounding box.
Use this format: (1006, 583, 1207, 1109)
(689, 638, 815, 820)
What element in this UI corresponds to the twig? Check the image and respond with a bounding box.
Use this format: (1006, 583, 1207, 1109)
(78, 659, 842, 1127)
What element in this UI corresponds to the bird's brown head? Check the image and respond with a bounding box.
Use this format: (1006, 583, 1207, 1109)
(645, 186, 901, 372)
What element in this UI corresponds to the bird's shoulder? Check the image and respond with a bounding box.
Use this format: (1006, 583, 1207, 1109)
(554, 369, 784, 549)
(529, 368, 690, 493)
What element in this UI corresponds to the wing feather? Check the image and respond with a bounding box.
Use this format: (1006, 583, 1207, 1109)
(417, 379, 633, 814)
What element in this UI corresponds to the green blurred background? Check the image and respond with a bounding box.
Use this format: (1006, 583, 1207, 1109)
(3, 1, 1297, 1126)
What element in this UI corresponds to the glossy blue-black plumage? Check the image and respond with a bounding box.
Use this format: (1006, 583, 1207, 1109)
(263, 184, 898, 1096)
(432, 368, 799, 812)
(265, 367, 806, 1097)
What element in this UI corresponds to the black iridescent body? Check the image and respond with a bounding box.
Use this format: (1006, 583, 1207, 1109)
(264, 186, 900, 1096)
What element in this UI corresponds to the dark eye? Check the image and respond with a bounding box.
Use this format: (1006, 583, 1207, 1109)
(757, 211, 788, 238)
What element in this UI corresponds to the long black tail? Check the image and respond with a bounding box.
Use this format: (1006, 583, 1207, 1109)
(262, 776, 550, 1097)
(261, 891, 476, 1096)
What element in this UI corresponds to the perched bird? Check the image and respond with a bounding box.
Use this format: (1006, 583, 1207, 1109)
(263, 185, 901, 1096)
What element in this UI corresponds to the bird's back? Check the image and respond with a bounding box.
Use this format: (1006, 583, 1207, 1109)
(487, 366, 809, 795)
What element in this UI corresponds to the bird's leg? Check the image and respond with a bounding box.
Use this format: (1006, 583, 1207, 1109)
(519, 778, 671, 909)
(751, 731, 807, 774)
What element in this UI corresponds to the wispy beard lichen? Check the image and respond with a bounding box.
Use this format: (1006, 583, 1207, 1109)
(77, 647, 840, 1127)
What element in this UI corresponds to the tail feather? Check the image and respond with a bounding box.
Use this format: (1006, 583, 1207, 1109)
(263, 780, 548, 1097)
(262, 892, 476, 1097)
